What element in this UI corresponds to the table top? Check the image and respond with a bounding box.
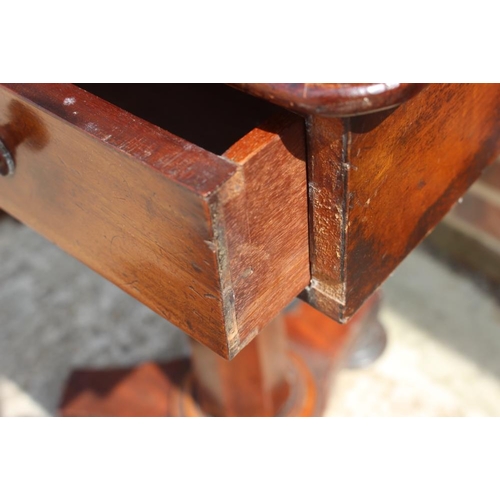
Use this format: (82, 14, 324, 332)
(232, 83, 427, 117)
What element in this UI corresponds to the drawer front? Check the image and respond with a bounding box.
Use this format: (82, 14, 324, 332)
(0, 84, 309, 359)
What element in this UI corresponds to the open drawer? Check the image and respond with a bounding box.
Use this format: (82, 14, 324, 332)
(237, 83, 500, 323)
(0, 84, 310, 359)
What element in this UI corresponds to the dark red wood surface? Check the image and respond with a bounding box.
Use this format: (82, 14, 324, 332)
(232, 83, 427, 117)
(301, 83, 500, 321)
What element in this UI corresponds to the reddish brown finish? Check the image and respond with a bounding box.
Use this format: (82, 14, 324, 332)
(221, 114, 309, 347)
(286, 292, 383, 368)
(190, 315, 291, 417)
(60, 361, 190, 417)
(232, 83, 427, 117)
(59, 294, 383, 417)
(300, 116, 346, 319)
(286, 300, 361, 354)
(187, 299, 380, 416)
(301, 84, 500, 321)
(0, 84, 309, 359)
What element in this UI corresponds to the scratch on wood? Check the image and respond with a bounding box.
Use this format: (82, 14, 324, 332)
(204, 240, 216, 252)
(85, 122, 98, 132)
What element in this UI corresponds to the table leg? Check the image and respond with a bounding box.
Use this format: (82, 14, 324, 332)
(59, 293, 386, 416)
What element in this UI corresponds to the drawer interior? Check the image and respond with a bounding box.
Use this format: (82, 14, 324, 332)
(75, 84, 280, 155)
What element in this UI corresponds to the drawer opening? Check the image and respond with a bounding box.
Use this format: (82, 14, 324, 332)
(75, 84, 280, 155)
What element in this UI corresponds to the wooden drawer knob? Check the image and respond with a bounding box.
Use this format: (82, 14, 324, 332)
(0, 138, 15, 176)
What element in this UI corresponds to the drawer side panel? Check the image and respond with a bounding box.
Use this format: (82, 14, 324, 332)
(0, 85, 231, 356)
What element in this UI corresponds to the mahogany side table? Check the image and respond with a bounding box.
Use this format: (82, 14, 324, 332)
(0, 83, 498, 416)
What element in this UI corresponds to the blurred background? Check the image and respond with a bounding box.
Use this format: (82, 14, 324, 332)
(1, 156, 500, 417)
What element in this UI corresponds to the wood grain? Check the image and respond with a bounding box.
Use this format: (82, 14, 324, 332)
(232, 83, 427, 117)
(190, 314, 291, 417)
(222, 114, 309, 348)
(0, 84, 309, 359)
(301, 83, 500, 320)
